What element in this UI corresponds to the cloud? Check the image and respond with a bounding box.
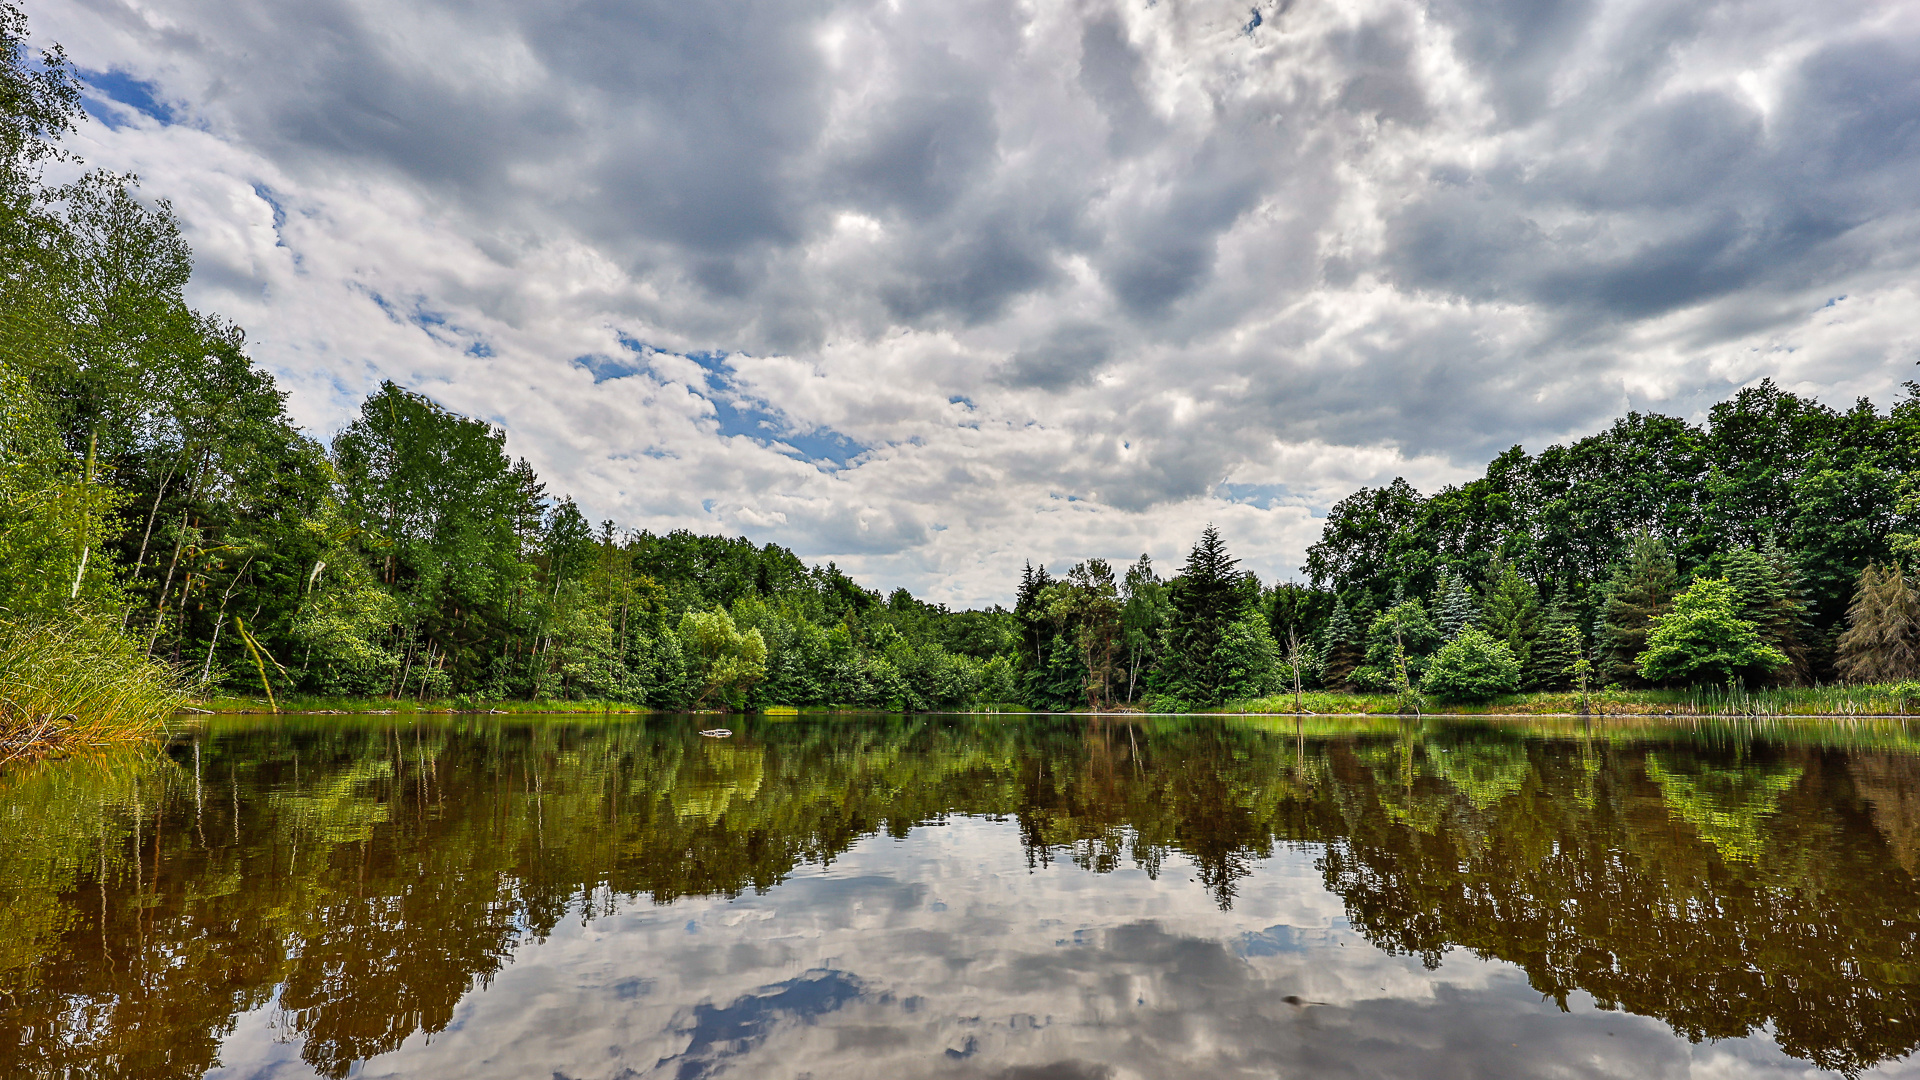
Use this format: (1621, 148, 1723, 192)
(33, 0, 1920, 604)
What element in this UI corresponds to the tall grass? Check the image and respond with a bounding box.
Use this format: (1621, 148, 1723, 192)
(0, 621, 184, 761)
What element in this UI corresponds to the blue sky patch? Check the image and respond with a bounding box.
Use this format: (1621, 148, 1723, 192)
(573, 353, 649, 384)
(79, 68, 176, 128)
(1217, 482, 1311, 511)
(710, 392, 867, 467)
(609, 337, 869, 466)
(251, 184, 289, 246)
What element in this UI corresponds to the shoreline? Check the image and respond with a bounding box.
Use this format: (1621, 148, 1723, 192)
(176, 695, 1920, 721)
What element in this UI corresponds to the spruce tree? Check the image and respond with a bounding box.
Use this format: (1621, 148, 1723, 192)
(1434, 569, 1480, 640)
(1837, 563, 1920, 683)
(1721, 546, 1811, 683)
(1528, 604, 1581, 690)
(1481, 561, 1542, 679)
(1320, 596, 1362, 691)
(1163, 525, 1244, 705)
(1599, 533, 1679, 685)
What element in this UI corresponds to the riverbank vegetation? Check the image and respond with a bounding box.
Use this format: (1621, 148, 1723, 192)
(0, 622, 182, 760)
(4, 2, 1917, 730)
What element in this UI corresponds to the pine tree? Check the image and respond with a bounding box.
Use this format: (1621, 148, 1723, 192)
(1320, 595, 1362, 691)
(1434, 569, 1479, 640)
(1837, 563, 1920, 683)
(1600, 533, 1679, 685)
(1013, 560, 1059, 704)
(1163, 525, 1245, 705)
(1528, 604, 1581, 690)
(1481, 561, 1542, 679)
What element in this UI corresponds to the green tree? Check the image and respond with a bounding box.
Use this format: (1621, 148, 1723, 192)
(1637, 578, 1789, 686)
(1433, 568, 1479, 640)
(1046, 559, 1124, 709)
(332, 382, 544, 692)
(677, 607, 767, 710)
(1216, 612, 1283, 701)
(1421, 628, 1521, 702)
(1480, 560, 1541, 676)
(1718, 546, 1812, 683)
(1319, 596, 1362, 690)
(1120, 555, 1169, 703)
(1159, 526, 1246, 706)
(1600, 533, 1680, 684)
(0, 359, 120, 618)
(1356, 599, 1442, 690)
(1526, 604, 1581, 691)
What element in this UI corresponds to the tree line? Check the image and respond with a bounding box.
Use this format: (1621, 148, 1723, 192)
(1019, 382, 1920, 707)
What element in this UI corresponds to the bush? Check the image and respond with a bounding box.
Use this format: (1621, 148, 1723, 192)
(1420, 628, 1521, 702)
(1637, 577, 1789, 686)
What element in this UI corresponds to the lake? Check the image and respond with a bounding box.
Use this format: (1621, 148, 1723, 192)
(2, 713, 1917, 1079)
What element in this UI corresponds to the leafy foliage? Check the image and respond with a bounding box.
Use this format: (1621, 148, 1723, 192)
(1420, 628, 1521, 702)
(1637, 578, 1790, 687)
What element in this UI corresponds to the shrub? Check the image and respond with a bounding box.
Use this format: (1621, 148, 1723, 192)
(1637, 577, 1789, 686)
(1420, 628, 1521, 702)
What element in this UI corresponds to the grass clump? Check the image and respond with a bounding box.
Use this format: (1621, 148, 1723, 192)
(0, 621, 183, 761)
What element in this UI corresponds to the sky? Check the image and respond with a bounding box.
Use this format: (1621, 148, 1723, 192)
(31, 0, 1920, 607)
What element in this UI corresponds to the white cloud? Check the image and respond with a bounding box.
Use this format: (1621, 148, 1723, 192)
(34, 0, 1920, 604)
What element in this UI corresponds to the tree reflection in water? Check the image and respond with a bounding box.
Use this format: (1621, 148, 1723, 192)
(1, 714, 1916, 1078)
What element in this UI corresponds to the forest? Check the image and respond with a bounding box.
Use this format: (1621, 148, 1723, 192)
(4, 0, 1919, 730)
(1017, 377, 1920, 711)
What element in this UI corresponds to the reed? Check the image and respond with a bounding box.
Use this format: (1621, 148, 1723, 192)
(0, 620, 184, 762)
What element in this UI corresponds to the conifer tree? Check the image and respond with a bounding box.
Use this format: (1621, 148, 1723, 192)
(1600, 533, 1679, 684)
(1721, 546, 1812, 683)
(1359, 599, 1443, 690)
(1481, 561, 1542, 678)
(1162, 525, 1244, 705)
(1836, 563, 1920, 683)
(1528, 604, 1581, 690)
(1434, 569, 1479, 640)
(1013, 561, 1060, 704)
(1320, 596, 1362, 690)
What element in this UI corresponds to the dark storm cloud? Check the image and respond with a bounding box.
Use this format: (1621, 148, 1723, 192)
(1078, 15, 1162, 156)
(998, 323, 1113, 391)
(1100, 136, 1272, 317)
(1425, 0, 1598, 125)
(1384, 21, 1920, 330)
(833, 60, 1001, 220)
(880, 210, 1063, 325)
(80, 0, 1918, 349)
(1329, 19, 1430, 127)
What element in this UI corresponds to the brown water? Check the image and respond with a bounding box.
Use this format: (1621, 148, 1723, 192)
(2, 713, 1918, 1079)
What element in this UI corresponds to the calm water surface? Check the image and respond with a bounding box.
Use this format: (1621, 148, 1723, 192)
(3, 713, 1919, 1079)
